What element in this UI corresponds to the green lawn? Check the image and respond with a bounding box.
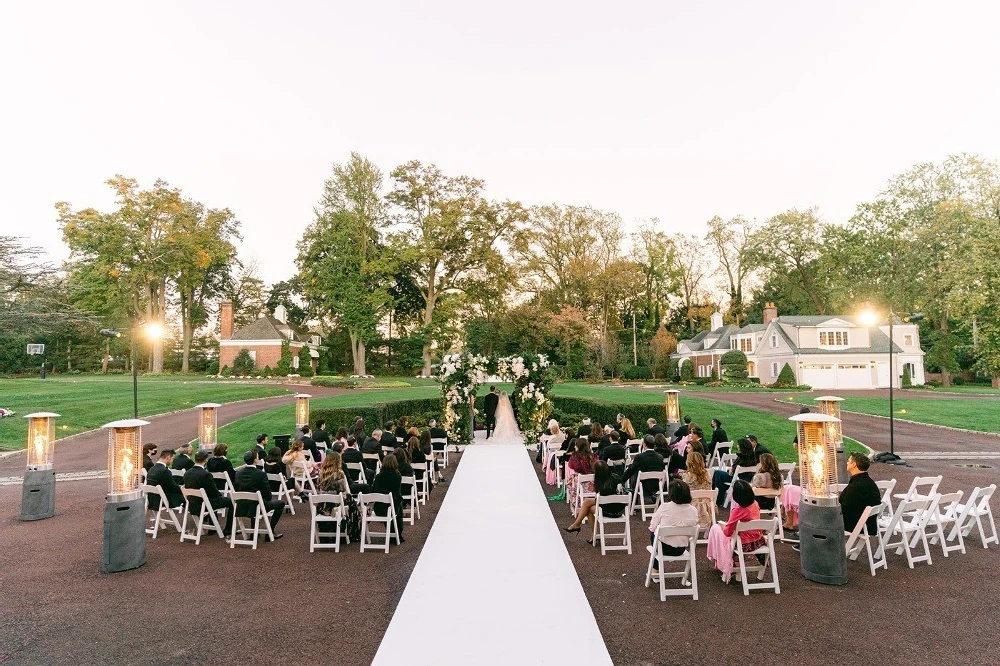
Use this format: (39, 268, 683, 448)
(907, 385, 1000, 395)
(607, 381, 803, 392)
(216, 381, 858, 463)
(785, 395, 1000, 434)
(0, 376, 291, 450)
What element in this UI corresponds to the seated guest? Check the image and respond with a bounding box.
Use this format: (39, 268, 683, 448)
(680, 451, 713, 528)
(620, 437, 665, 501)
(146, 449, 183, 509)
(653, 433, 671, 459)
(253, 433, 269, 461)
(539, 420, 562, 461)
(183, 450, 233, 535)
(381, 422, 399, 450)
(647, 418, 666, 437)
(282, 440, 316, 479)
(333, 426, 349, 448)
(577, 418, 592, 438)
(600, 431, 627, 470)
(560, 428, 576, 451)
(171, 443, 194, 471)
(648, 480, 700, 562)
(349, 417, 366, 442)
(687, 427, 708, 455)
(597, 426, 612, 451)
(588, 421, 603, 447)
(318, 450, 350, 494)
(299, 425, 322, 463)
(564, 461, 625, 539)
(712, 438, 757, 506)
(317, 451, 362, 536)
(339, 438, 370, 492)
(751, 453, 783, 510)
(566, 438, 597, 510)
(206, 443, 236, 487)
(394, 417, 410, 441)
(839, 452, 881, 533)
(670, 415, 690, 442)
(361, 429, 384, 458)
(709, 418, 728, 458)
(394, 446, 414, 499)
(263, 446, 294, 493)
(418, 430, 446, 484)
(313, 420, 331, 448)
(747, 434, 772, 463)
(143, 443, 157, 472)
(234, 450, 283, 540)
(407, 436, 427, 488)
(428, 418, 448, 450)
(618, 417, 637, 447)
(723, 480, 766, 565)
(371, 453, 405, 543)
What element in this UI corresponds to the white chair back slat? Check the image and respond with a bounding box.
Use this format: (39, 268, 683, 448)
(644, 525, 699, 601)
(229, 490, 274, 549)
(309, 493, 347, 552)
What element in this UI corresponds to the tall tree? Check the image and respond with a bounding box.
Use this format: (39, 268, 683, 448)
(751, 207, 828, 314)
(387, 160, 524, 376)
(298, 153, 390, 376)
(705, 215, 756, 325)
(672, 234, 709, 335)
(220, 259, 268, 330)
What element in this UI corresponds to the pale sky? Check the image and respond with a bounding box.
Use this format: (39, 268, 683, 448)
(2, 0, 998, 286)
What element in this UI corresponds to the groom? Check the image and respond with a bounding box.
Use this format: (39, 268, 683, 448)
(484, 386, 500, 439)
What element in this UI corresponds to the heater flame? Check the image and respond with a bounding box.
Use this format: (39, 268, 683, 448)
(807, 442, 826, 492)
(119, 447, 134, 489)
(204, 425, 213, 440)
(33, 429, 47, 461)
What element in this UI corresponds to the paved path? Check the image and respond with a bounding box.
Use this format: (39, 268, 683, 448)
(372, 440, 613, 666)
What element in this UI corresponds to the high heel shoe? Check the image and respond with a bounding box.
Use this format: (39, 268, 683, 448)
(564, 526, 581, 533)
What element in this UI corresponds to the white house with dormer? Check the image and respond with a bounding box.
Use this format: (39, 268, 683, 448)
(672, 303, 925, 389)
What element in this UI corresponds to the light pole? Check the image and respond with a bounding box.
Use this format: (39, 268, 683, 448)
(101, 322, 166, 419)
(859, 307, 922, 464)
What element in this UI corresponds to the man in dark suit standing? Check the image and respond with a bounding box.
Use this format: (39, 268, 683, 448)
(184, 450, 233, 535)
(234, 450, 284, 540)
(146, 449, 183, 510)
(253, 434, 269, 461)
(484, 387, 500, 439)
(620, 438, 666, 501)
(171, 443, 194, 471)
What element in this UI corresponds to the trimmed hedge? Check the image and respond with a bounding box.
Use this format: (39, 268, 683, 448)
(623, 365, 653, 380)
(311, 397, 441, 432)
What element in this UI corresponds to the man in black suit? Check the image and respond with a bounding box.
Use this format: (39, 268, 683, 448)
(429, 418, 448, 443)
(747, 434, 772, 463)
(299, 425, 322, 463)
(621, 438, 665, 501)
(313, 420, 331, 448)
(341, 437, 371, 492)
(380, 422, 398, 451)
(146, 449, 183, 510)
(253, 434, 268, 461)
(171, 443, 194, 471)
(361, 429, 384, 479)
(234, 450, 284, 539)
(670, 415, 691, 442)
(577, 418, 592, 438)
(483, 387, 500, 439)
(647, 419, 666, 438)
(839, 452, 882, 533)
(183, 450, 233, 535)
(600, 431, 626, 467)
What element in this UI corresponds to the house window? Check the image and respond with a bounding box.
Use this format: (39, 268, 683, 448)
(292, 355, 300, 369)
(770, 333, 778, 348)
(731, 339, 737, 350)
(248, 350, 256, 363)
(770, 362, 779, 377)
(819, 330, 849, 347)
(903, 334, 913, 346)
(740, 338, 752, 352)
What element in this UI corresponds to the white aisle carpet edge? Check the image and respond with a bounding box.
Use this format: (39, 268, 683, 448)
(372, 442, 614, 666)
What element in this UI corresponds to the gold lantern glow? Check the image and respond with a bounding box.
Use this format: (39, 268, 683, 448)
(790, 413, 840, 504)
(294, 393, 311, 427)
(196, 403, 220, 451)
(25, 412, 59, 469)
(664, 390, 681, 423)
(103, 419, 149, 499)
(814, 396, 844, 447)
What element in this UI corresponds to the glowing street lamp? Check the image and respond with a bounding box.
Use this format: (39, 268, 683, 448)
(21, 412, 59, 521)
(102, 419, 149, 573)
(196, 403, 220, 451)
(664, 390, 681, 427)
(295, 394, 311, 429)
(790, 412, 847, 585)
(100, 322, 167, 419)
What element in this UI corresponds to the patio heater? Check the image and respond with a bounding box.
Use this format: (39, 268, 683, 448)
(790, 413, 847, 585)
(294, 393, 311, 433)
(196, 403, 220, 452)
(101, 419, 149, 573)
(814, 396, 848, 481)
(21, 412, 59, 521)
(664, 390, 681, 431)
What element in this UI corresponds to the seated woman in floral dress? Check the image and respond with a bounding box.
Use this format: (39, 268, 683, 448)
(680, 451, 713, 528)
(565, 438, 596, 510)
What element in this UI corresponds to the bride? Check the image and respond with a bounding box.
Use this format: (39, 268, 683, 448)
(489, 391, 522, 444)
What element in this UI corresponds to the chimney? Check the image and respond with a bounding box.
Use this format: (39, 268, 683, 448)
(274, 304, 287, 324)
(220, 300, 234, 340)
(763, 302, 778, 325)
(710, 311, 724, 330)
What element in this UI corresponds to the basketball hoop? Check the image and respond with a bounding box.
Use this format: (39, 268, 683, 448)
(27, 344, 45, 356)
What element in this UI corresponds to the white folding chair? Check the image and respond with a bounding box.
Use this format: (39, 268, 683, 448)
(431, 437, 449, 467)
(645, 525, 699, 601)
(363, 453, 382, 477)
(229, 491, 274, 549)
(689, 490, 717, 546)
(345, 462, 368, 487)
(171, 468, 186, 484)
(949, 484, 998, 548)
(707, 442, 733, 470)
(572, 474, 596, 516)
(778, 463, 796, 486)
(400, 476, 420, 525)
(876, 479, 897, 517)
(845, 503, 888, 576)
(553, 451, 569, 488)
(927, 491, 966, 557)
(309, 493, 347, 552)
(718, 453, 737, 471)
(381, 445, 395, 458)
(630, 471, 665, 520)
(625, 439, 643, 453)
(267, 473, 297, 515)
(140, 467, 148, 482)
(732, 519, 780, 595)
(303, 449, 315, 464)
(141, 483, 182, 538)
(724, 466, 757, 508)
(359, 492, 400, 553)
(179, 487, 226, 544)
(290, 461, 317, 495)
(881, 497, 936, 568)
(894, 475, 942, 503)
(411, 462, 430, 505)
(593, 494, 631, 555)
(754, 487, 784, 540)
(211, 472, 235, 497)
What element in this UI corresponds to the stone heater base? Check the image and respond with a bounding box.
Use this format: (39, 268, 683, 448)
(21, 468, 56, 521)
(102, 495, 147, 573)
(799, 502, 848, 585)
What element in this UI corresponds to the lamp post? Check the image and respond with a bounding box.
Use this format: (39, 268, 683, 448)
(102, 418, 149, 573)
(101, 322, 166, 419)
(790, 412, 847, 585)
(21, 412, 59, 521)
(196, 403, 221, 452)
(664, 390, 681, 431)
(858, 308, 922, 465)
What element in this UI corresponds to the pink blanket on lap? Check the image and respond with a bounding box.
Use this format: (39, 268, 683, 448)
(706, 523, 734, 583)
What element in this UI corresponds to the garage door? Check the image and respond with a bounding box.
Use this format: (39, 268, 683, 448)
(836, 364, 871, 389)
(801, 364, 836, 389)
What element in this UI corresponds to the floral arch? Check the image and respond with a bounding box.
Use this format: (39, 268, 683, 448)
(437, 352, 554, 445)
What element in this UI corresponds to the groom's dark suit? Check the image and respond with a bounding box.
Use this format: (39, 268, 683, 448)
(484, 391, 500, 439)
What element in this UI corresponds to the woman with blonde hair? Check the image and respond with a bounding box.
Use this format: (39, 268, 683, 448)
(619, 418, 637, 452)
(282, 440, 316, 476)
(751, 452, 783, 511)
(680, 451, 713, 527)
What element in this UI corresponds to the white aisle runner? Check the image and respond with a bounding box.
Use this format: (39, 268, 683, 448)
(372, 442, 613, 666)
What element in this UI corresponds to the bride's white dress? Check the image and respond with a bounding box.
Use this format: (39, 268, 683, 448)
(489, 392, 522, 444)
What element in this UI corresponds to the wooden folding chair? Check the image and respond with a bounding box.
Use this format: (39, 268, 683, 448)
(845, 503, 888, 575)
(645, 525, 699, 601)
(309, 493, 347, 553)
(229, 491, 275, 549)
(180, 487, 226, 545)
(359, 492, 399, 553)
(141, 483, 182, 538)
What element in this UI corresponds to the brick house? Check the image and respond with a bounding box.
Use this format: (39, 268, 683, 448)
(218, 301, 321, 372)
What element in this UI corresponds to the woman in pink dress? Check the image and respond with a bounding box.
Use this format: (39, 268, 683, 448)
(724, 479, 766, 565)
(565, 437, 596, 511)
